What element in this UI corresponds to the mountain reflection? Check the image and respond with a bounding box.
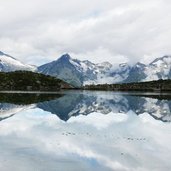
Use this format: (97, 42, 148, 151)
(0, 93, 64, 121)
(0, 91, 171, 122)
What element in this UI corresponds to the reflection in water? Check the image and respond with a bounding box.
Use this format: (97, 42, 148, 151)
(0, 92, 63, 121)
(0, 91, 171, 171)
(0, 92, 63, 105)
(37, 91, 171, 122)
(0, 91, 171, 122)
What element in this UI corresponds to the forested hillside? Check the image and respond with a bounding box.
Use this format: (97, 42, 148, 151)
(0, 71, 72, 91)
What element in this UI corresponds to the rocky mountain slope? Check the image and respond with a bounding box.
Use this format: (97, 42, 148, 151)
(38, 54, 171, 87)
(38, 54, 131, 87)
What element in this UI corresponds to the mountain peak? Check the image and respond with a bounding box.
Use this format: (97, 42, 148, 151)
(162, 55, 171, 58)
(58, 54, 71, 61)
(38, 53, 171, 87)
(135, 62, 146, 67)
(150, 55, 171, 65)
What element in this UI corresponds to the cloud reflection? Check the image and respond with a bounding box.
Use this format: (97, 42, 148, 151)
(0, 108, 170, 171)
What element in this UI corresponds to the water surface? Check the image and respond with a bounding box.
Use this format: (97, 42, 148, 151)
(0, 90, 171, 171)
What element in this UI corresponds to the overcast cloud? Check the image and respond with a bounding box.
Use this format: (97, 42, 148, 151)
(0, 0, 171, 65)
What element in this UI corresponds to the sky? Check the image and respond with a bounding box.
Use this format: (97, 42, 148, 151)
(0, 0, 171, 66)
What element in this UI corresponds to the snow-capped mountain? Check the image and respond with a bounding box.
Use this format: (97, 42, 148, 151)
(38, 54, 131, 87)
(124, 62, 146, 82)
(124, 55, 171, 83)
(144, 55, 171, 81)
(38, 54, 171, 87)
(0, 51, 36, 72)
(1, 50, 171, 87)
(110, 63, 131, 83)
(38, 54, 84, 87)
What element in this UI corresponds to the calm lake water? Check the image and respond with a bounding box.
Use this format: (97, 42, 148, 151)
(0, 90, 171, 171)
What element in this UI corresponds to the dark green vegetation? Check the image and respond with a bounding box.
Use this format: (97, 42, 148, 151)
(0, 71, 72, 91)
(0, 93, 64, 105)
(84, 79, 171, 92)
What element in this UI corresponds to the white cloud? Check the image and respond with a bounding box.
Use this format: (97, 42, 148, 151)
(0, 0, 171, 65)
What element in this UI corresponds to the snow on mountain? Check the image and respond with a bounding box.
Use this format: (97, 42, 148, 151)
(38, 54, 84, 87)
(121, 55, 171, 83)
(38, 54, 132, 87)
(0, 50, 171, 87)
(0, 51, 36, 72)
(143, 55, 171, 81)
(109, 63, 131, 83)
(38, 54, 171, 87)
(123, 62, 146, 83)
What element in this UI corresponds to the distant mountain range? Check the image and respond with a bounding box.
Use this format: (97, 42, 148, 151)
(0, 51, 36, 72)
(38, 54, 171, 87)
(1, 51, 171, 87)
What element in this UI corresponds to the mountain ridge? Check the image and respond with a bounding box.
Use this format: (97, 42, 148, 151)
(0, 51, 36, 72)
(38, 53, 171, 87)
(1, 51, 171, 87)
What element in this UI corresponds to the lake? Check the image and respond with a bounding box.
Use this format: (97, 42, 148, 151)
(0, 90, 171, 171)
